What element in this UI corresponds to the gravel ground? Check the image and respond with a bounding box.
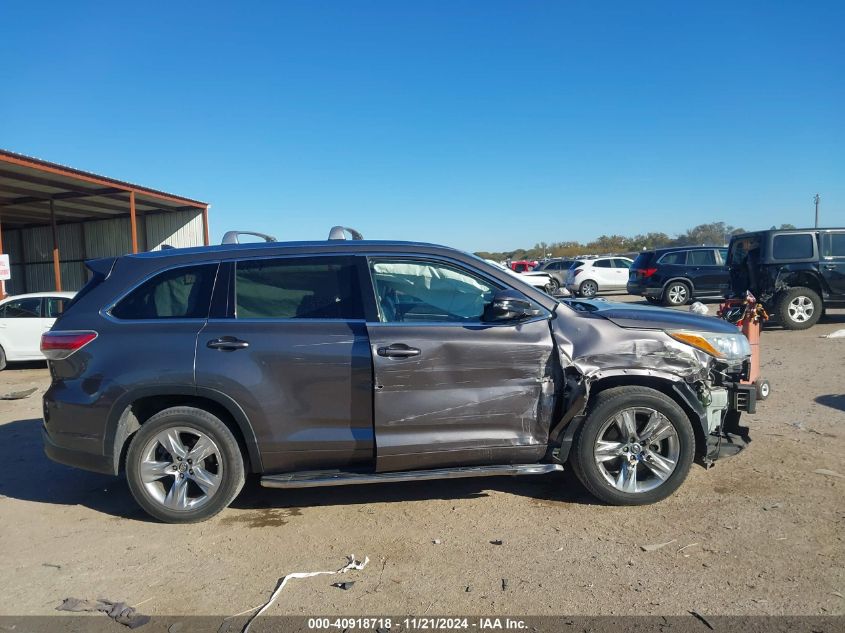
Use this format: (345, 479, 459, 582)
(0, 296, 842, 621)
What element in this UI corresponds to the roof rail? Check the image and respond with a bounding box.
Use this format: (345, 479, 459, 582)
(328, 226, 364, 240)
(221, 231, 277, 245)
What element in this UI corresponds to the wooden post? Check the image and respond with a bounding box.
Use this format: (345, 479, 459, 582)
(50, 199, 62, 291)
(129, 191, 138, 253)
(202, 205, 210, 246)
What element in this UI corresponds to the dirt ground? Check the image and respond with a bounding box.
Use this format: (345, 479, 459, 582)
(0, 296, 842, 622)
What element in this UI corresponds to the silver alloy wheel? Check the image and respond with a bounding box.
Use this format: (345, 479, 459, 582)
(666, 283, 688, 305)
(581, 280, 598, 297)
(787, 295, 814, 323)
(593, 407, 680, 494)
(139, 426, 223, 511)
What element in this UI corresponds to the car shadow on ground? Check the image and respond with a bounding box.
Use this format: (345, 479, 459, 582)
(815, 394, 845, 413)
(0, 417, 597, 522)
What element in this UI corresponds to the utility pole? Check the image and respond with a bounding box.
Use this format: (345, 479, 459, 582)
(814, 193, 820, 228)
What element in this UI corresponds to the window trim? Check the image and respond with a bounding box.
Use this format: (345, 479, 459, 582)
(102, 261, 221, 323)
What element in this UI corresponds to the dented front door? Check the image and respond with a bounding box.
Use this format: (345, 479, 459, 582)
(366, 257, 557, 472)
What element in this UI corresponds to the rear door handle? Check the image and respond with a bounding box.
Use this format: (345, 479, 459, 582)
(377, 344, 421, 358)
(207, 336, 249, 351)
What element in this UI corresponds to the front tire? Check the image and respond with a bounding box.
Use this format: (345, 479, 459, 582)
(579, 279, 598, 298)
(547, 278, 560, 295)
(571, 386, 695, 505)
(0, 346, 6, 371)
(126, 406, 245, 523)
(777, 287, 821, 330)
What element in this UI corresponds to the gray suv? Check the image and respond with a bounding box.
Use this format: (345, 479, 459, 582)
(42, 231, 756, 522)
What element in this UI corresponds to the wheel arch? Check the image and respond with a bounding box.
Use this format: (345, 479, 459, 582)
(775, 271, 825, 297)
(661, 276, 695, 293)
(557, 373, 708, 462)
(106, 386, 263, 476)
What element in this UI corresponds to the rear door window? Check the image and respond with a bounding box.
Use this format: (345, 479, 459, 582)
(112, 264, 218, 319)
(43, 297, 68, 318)
(822, 232, 845, 258)
(687, 250, 718, 265)
(235, 256, 363, 319)
(772, 234, 814, 260)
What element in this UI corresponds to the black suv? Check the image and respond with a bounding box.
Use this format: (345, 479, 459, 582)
(42, 230, 755, 522)
(727, 228, 845, 330)
(627, 246, 729, 306)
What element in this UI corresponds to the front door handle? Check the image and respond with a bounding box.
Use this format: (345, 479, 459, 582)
(207, 336, 249, 351)
(377, 343, 421, 358)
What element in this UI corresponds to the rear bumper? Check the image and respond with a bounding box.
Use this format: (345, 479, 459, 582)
(42, 425, 115, 475)
(626, 282, 661, 297)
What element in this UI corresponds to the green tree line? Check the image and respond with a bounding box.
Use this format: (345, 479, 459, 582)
(475, 222, 797, 261)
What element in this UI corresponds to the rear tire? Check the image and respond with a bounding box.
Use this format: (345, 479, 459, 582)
(579, 279, 598, 298)
(570, 386, 695, 505)
(0, 346, 6, 371)
(547, 278, 560, 295)
(661, 281, 691, 306)
(126, 406, 245, 523)
(777, 287, 821, 330)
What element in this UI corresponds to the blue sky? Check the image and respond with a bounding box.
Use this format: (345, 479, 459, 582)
(1, 1, 843, 252)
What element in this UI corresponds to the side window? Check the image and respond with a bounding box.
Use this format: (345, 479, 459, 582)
(772, 234, 814, 260)
(370, 259, 500, 323)
(44, 297, 67, 318)
(0, 298, 41, 318)
(822, 232, 845, 258)
(594, 259, 613, 268)
(613, 258, 632, 269)
(687, 250, 717, 266)
(112, 264, 217, 319)
(235, 256, 363, 319)
(659, 251, 686, 265)
(718, 249, 728, 264)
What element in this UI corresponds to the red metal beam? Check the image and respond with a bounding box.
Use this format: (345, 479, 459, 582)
(129, 191, 138, 254)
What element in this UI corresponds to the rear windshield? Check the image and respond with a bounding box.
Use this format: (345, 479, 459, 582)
(631, 252, 654, 268)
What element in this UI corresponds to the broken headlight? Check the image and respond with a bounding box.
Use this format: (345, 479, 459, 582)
(668, 330, 751, 361)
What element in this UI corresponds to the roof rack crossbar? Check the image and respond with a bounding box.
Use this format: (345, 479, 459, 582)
(221, 231, 277, 245)
(328, 226, 364, 241)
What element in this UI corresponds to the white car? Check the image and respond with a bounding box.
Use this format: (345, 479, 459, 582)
(484, 260, 569, 296)
(0, 291, 76, 369)
(565, 256, 633, 297)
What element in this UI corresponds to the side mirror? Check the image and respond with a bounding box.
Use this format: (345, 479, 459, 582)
(483, 290, 534, 322)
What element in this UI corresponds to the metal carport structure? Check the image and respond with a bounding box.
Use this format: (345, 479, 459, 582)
(0, 149, 210, 297)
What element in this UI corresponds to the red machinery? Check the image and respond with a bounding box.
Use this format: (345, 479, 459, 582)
(718, 292, 771, 400)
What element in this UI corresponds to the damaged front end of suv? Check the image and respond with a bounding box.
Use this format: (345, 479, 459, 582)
(543, 299, 754, 503)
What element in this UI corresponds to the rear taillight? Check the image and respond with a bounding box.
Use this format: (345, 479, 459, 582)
(637, 267, 658, 278)
(41, 331, 98, 360)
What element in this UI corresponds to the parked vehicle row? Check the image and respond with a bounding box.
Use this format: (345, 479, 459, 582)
(42, 229, 754, 522)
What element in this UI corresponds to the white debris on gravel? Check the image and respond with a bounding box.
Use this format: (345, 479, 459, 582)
(822, 329, 845, 338)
